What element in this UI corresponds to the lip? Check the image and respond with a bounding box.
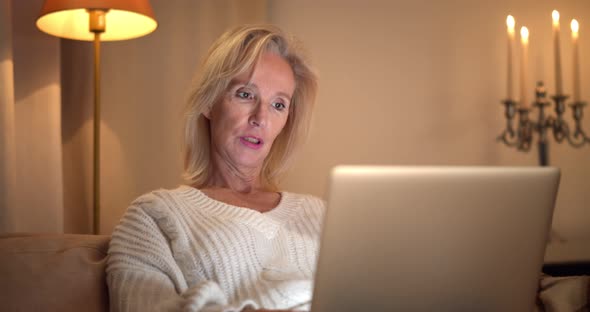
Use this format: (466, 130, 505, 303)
(239, 136, 264, 150)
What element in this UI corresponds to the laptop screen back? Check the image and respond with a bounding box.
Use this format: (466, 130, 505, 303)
(311, 166, 560, 312)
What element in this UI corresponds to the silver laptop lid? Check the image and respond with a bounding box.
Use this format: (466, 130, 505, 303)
(312, 166, 560, 312)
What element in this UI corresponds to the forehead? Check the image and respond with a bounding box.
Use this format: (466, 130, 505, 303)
(231, 52, 296, 95)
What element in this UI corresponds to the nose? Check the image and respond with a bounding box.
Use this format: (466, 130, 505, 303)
(249, 101, 267, 128)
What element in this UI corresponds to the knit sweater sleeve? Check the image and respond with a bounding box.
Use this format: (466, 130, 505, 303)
(106, 194, 258, 312)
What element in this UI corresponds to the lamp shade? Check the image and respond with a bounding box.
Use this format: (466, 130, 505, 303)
(36, 0, 157, 41)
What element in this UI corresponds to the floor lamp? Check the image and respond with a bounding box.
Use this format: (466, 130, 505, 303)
(36, 0, 157, 234)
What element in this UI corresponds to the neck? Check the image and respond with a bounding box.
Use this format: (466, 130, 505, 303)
(206, 155, 264, 194)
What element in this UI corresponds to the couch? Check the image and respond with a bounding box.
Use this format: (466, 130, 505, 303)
(0, 233, 110, 312)
(0, 233, 588, 312)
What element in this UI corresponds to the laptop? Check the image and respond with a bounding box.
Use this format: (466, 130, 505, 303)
(310, 166, 560, 312)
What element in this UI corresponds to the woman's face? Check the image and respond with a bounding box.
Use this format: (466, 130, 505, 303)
(206, 52, 296, 172)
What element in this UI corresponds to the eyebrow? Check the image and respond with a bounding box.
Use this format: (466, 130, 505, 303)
(230, 80, 292, 101)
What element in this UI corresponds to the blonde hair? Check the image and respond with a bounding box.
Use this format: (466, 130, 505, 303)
(182, 24, 318, 190)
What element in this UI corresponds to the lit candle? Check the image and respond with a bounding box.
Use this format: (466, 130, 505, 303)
(506, 15, 516, 100)
(571, 19, 581, 102)
(520, 26, 529, 108)
(553, 10, 563, 95)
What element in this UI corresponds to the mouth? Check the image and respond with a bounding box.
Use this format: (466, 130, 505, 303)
(240, 136, 264, 149)
(243, 136, 261, 144)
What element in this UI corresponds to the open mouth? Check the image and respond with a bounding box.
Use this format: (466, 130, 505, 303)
(240, 136, 264, 148)
(243, 136, 261, 144)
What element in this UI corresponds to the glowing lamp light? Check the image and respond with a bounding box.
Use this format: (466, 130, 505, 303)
(506, 15, 515, 34)
(520, 26, 529, 43)
(571, 19, 580, 38)
(36, 0, 157, 41)
(552, 10, 560, 27)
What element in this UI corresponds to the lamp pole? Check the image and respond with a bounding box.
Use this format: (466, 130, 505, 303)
(89, 10, 105, 235)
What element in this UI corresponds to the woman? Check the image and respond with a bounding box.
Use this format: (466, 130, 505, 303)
(107, 24, 324, 312)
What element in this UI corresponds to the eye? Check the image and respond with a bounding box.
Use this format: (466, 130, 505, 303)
(235, 89, 254, 100)
(236, 91, 252, 99)
(272, 102, 287, 111)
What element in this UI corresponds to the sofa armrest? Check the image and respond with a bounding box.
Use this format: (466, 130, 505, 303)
(0, 233, 110, 312)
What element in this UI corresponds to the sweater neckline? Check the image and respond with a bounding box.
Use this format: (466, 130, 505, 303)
(175, 185, 299, 239)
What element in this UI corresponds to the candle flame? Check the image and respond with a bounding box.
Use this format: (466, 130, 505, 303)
(552, 10, 560, 26)
(571, 19, 579, 33)
(520, 26, 529, 43)
(506, 15, 516, 32)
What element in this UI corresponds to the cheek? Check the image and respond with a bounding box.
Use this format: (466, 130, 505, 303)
(271, 115, 290, 140)
(211, 103, 246, 137)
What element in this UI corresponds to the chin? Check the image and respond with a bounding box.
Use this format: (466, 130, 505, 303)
(235, 156, 267, 170)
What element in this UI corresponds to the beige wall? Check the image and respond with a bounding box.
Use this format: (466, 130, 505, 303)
(271, 0, 590, 241)
(3, 0, 64, 233)
(0, 0, 17, 232)
(60, 0, 590, 240)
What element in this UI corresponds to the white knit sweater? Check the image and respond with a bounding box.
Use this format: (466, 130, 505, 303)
(107, 185, 326, 312)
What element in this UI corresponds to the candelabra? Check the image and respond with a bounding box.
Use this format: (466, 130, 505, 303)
(498, 81, 590, 166)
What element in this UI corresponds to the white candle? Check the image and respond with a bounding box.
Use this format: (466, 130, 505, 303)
(571, 19, 581, 102)
(520, 26, 529, 108)
(507, 15, 516, 100)
(553, 10, 563, 95)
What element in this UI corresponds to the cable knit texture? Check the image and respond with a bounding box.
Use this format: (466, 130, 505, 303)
(107, 185, 325, 312)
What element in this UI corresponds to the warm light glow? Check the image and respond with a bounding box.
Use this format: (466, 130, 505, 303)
(520, 26, 529, 43)
(552, 10, 560, 27)
(36, 9, 157, 41)
(571, 19, 580, 36)
(506, 15, 516, 34)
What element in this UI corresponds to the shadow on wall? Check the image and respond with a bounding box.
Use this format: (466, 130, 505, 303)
(60, 39, 93, 234)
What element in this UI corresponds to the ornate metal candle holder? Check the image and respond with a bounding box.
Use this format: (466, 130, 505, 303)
(497, 81, 590, 166)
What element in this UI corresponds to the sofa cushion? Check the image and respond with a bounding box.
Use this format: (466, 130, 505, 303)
(0, 233, 110, 312)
